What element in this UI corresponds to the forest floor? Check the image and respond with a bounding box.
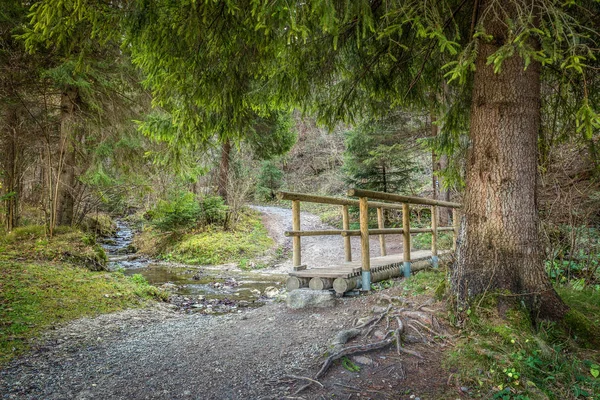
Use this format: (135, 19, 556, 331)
(1, 207, 598, 399)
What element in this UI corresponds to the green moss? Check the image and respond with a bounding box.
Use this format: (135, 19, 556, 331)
(434, 278, 446, 300)
(81, 213, 116, 237)
(0, 260, 167, 366)
(444, 290, 600, 399)
(562, 309, 599, 347)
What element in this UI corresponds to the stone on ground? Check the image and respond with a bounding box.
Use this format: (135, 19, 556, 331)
(286, 289, 336, 309)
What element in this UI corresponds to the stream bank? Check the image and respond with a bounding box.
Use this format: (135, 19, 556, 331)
(101, 219, 286, 314)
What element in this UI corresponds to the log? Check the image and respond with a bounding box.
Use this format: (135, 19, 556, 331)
(332, 259, 434, 294)
(333, 276, 361, 293)
(347, 188, 462, 208)
(309, 277, 334, 290)
(286, 276, 310, 291)
(277, 191, 405, 210)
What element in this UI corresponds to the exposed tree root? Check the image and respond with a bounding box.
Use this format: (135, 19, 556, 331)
(313, 297, 451, 382)
(315, 336, 395, 379)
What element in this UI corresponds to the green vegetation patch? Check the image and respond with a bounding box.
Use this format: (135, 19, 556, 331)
(1, 225, 108, 271)
(0, 260, 166, 365)
(445, 289, 600, 399)
(136, 208, 273, 265)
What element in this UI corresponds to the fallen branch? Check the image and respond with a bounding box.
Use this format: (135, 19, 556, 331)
(283, 375, 323, 388)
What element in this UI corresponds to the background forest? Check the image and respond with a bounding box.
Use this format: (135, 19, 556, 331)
(1, 1, 600, 399)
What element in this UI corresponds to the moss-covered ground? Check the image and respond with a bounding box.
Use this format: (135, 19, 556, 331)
(0, 225, 166, 366)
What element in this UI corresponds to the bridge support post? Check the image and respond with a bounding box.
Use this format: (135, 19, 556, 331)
(292, 200, 301, 268)
(341, 205, 352, 262)
(359, 196, 371, 291)
(402, 203, 411, 277)
(376, 207, 387, 256)
(431, 205, 439, 268)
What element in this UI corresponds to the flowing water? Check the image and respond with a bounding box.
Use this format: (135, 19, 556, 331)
(101, 220, 285, 313)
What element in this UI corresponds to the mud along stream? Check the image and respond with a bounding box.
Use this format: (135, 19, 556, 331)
(101, 220, 286, 314)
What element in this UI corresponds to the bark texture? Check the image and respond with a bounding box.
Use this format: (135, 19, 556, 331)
(217, 139, 231, 203)
(452, 0, 568, 321)
(430, 113, 451, 226)
(2, 107, 22, 231)
(56, 86, 79, 226)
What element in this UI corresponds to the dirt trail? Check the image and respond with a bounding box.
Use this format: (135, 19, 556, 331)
(253, 205, 403, 273)
(0, 207, 448, 400)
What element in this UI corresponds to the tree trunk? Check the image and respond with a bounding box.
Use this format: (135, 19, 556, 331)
(430, 113, 451, 226)
(451, 0, 568, 321)
(1, 106, 23, 231)
(56, 86, 79, 226)
(217, 139, 231, 203)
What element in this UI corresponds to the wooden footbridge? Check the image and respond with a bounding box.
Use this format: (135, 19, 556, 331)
(279, 189, 462, 295)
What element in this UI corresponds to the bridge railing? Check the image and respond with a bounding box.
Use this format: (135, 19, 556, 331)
(277, 190, 462, 290)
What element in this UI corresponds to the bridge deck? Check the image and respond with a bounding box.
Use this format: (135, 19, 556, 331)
(289, 250, 440, 279)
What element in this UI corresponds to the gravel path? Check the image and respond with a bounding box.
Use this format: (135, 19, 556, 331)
(0, 302, 360, 400)
(0, 207, 403, 400)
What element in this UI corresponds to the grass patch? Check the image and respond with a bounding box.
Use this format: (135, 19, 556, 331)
(398, 269, 446, 296)
(445, 289, 600, 399)
(412, 232, 453, 251)
(0, 260, 167, 366)
(135, 208, 273, 265)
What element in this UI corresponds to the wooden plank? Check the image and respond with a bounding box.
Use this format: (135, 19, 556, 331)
(347, 188, 462, 208)
(342, 205, 352, 262)
(377, 207, 387, 256)
(277, 191, 404, 210)
(292, 200, 301, 267)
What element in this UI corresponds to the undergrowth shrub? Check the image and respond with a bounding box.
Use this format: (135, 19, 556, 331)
(150, 192, 228, 231)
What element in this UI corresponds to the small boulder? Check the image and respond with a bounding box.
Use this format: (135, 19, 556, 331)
(286, 289, 336, 309)
(263, 286, 279, 298)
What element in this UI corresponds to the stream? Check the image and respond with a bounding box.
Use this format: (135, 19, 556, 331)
(101, 220, 285, 314)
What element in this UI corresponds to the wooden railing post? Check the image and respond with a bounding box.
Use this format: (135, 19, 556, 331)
(341, 205, 352, 262)
(402, 203, 411, 277)
(292, 200, 301, 268)
(431, 205, 438, 268)
(359, 197, 371, 290)
(376, 207, 387, 256)
(452, 208, 460, 252)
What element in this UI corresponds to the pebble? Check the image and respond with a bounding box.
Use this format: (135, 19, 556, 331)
(372, 330, 386, 340)
(352, 356, 374, 366)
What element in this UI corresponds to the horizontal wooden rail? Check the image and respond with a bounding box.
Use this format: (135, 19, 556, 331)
(285, 230, 345, 237)
(347, 188, 462, 208)
(340, 226, 455, 236)
(277, 191, 405, 210)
